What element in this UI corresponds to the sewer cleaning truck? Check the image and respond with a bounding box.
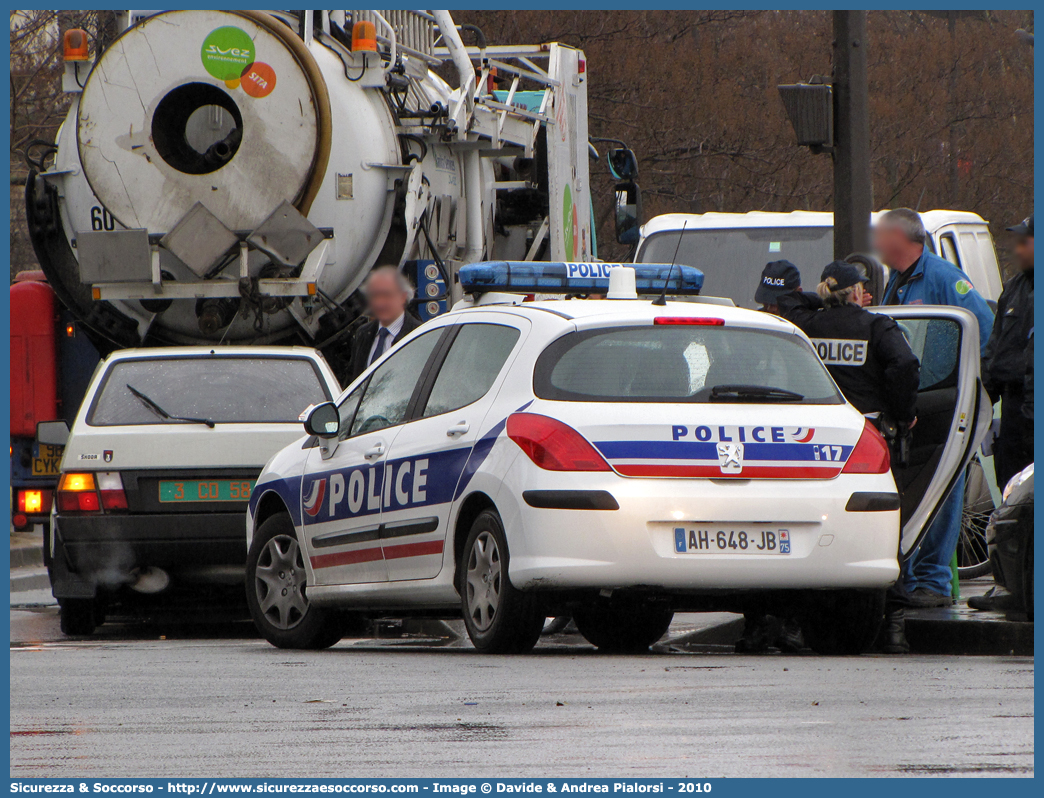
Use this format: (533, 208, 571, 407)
(15, 8, 631, 527)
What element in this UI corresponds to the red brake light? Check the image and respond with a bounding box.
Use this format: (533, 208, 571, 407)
(58, 491, 100, 512)
(506, 413, 611, 472)
(56, 472, 126, 513)
(653, 317, 724, 326)
(841, 420, 891, 475)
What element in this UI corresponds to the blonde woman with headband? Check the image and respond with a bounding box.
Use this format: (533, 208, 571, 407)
(778, 260, 922, 654)
(778, 261, 919, 425)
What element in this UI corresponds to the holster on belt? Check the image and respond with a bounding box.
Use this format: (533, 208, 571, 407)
(873, 413, 912, 468)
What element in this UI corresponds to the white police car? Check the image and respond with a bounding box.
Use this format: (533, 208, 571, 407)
(245, 263, 990, 654)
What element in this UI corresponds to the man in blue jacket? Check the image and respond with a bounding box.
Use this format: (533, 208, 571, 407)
(874, 208, 995, 608)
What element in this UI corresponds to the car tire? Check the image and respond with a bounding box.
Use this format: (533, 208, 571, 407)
(59, 598, 97, 636)
(801, 589, 886, 655)
(458, 509, 543, 654)
(573, 601, 674, 653)
(245, 513, 342, 650)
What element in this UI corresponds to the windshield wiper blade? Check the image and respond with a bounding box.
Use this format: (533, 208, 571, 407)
(709, 384, 804, 403)
(125, 384, 215, 428)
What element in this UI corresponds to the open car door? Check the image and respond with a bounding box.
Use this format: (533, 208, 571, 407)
(873, 306, 993, 557)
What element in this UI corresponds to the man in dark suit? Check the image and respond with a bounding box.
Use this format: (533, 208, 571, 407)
(341, 266, 423, 386)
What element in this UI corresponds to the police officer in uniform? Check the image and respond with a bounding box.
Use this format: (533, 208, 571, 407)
(778, 261, 920, 654)
(754, 259, 802, 312)
(734, 260, 806, 654)
(982, 214, 1034, 490)
(778, 261, 920, 424)
(969, 215, 1034, 614)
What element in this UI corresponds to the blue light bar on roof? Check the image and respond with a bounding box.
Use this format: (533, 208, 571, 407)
(458, 262, 704, 296)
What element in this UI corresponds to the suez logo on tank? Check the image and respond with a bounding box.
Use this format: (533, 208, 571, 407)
(200, 26, 277, 98)
(301, 447, 472, 524)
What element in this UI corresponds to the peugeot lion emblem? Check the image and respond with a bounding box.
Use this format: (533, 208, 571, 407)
(716, 442, 743, 474)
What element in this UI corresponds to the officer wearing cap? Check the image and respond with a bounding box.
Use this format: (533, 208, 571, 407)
(982, 214, 1034, 490)
(755, 260, 802, 313)
(778, 261, 920, 424)
(778, 262, 921, 655)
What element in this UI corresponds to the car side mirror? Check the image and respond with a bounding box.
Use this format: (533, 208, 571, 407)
(303, 402, 339, 439)
(615, 181, 642, 245)
(37, 420, 70, 447)
(608, 147, 639, 181)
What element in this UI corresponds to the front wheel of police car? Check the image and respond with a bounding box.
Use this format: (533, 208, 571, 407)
(246, 514, 344, 650)
(459, 510, 545, 654)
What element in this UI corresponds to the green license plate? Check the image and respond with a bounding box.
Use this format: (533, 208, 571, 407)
(159, 479, 255, 503)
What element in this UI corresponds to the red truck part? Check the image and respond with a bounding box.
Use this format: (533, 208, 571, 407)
(10, 277, 58, 437)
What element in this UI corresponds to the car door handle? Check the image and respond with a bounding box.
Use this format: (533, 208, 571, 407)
(446, 421, 470, 437)
(364, 442, 385, 459)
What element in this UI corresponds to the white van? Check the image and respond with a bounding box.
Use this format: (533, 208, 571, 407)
(634, 210, 1002, 309)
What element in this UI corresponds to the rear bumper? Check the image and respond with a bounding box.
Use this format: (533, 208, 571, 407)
(52, 513, 246, 595)
(498, 466, 901, 593)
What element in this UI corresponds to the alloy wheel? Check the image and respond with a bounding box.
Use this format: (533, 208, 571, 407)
(465, 530, 502, 632)
(254, 534, 309, 630)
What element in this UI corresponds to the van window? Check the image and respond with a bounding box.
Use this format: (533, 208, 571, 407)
(959, 232, 982, 275)
(636, 227, 832, 309)
(939, 233, 960, 267)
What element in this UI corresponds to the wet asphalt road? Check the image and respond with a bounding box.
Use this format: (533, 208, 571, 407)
(8, 607, 1035, 778)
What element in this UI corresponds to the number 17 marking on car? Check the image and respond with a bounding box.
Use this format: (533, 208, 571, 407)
(813, 444, 843, 461)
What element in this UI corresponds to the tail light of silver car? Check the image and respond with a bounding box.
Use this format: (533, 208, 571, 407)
(56, 472, 128, 513)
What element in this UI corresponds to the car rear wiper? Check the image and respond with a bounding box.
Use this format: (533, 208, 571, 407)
(126, 384, 216, 428)
(708, 384, 804, 403)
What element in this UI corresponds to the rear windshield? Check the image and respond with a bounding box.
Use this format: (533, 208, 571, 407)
(534, 325, 843, 404)
(88, 356, 330, 426)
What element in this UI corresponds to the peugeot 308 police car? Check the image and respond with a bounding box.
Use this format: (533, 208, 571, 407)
(245, 263, 990, 655)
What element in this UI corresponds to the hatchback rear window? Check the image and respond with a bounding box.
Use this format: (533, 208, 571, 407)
(88, 356, 330, 426)
(534, 325, 843, 404)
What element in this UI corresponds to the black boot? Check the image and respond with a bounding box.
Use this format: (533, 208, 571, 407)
(876, 607, 910, 654)
(967, 586, 1017, 611)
